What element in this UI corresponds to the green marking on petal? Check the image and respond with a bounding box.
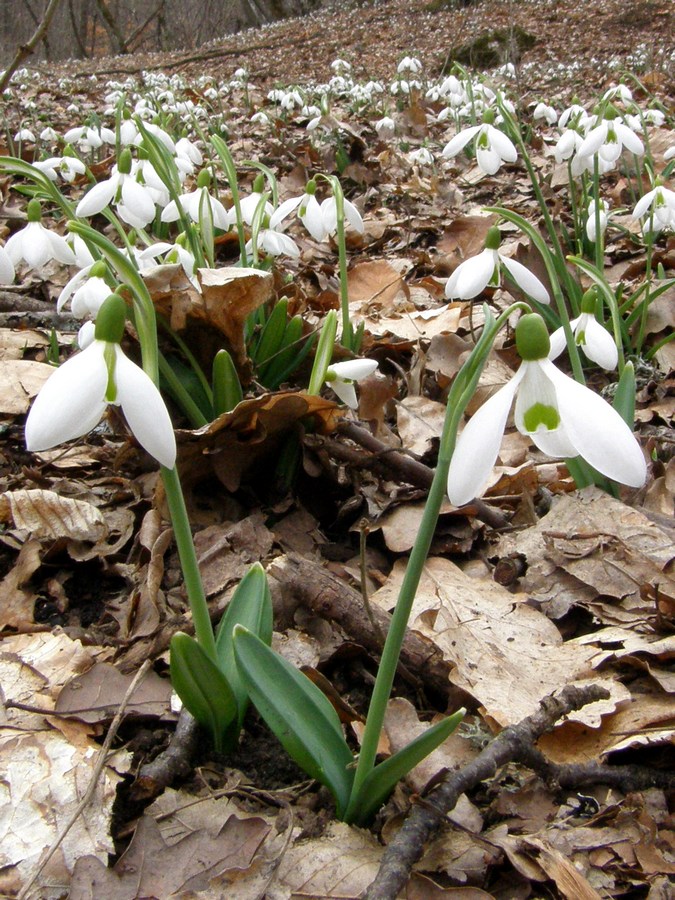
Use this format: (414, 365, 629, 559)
(523, 402, 560, 432)
(575, 328, 587, 346)
(103, 343, 118, 403)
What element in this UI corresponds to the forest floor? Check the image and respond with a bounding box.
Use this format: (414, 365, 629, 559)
(0, 1, 674, 898)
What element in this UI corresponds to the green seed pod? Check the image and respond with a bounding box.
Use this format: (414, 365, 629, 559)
(94, 294, 127, 344)
(515, 312, 550, 361)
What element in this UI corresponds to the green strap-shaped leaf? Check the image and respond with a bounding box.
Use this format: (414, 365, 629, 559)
(233, 626, 355, 816)
(254, 298, 289, 367)
(345, 709, 465, 826)
(170, 632, 238, 753)
(215, 562, 273, 731)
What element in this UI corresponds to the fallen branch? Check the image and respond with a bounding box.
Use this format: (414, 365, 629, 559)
(0, 0, 65, 93)
(132, 707, 201, 800)
(364, 684, 616, 900)
(334, 421, 510, 529)
(268, 552, 471, 707)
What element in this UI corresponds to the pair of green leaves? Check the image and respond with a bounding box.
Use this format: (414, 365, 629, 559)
(232, 628, 464, 826)
(170, 562, 272, 754)
(248, 298, 315, 390)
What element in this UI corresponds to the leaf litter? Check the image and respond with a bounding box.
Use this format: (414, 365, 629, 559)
(0, 0, 673, 896)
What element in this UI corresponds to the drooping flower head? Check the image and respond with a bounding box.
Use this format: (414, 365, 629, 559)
(25, 294, 176, 469)
(445, 226, 550, 304)
(549, 287, 618, 371)
(447, 314, 646, 506)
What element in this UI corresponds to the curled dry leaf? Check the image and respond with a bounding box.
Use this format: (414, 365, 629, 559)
(0, 488, 107, 543)
(178, 391, 343, 491)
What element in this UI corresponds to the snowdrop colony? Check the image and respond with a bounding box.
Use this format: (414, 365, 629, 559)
(2, 56, 672, 494)
(0, 46, 671, 813)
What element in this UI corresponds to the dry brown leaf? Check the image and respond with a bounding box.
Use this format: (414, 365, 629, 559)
(0, 488, 107, 543)
(347, 258, 410, 309)
(0, 539, 41, 631)
(273, 821, 383, 896)
(490, 833, 602, 899)
(396, 396, 446, 457)
(491, 487, 674, 624)
(0, 328, 50, 359)
(55, 662, 173, 723)
(179, 391, 342, 492)
(371, 556, 625, 727)
(69, 812, 270, 898)
(383, 698, 479, 797)
(0, 727, 127, 894)
(0, 359, 53, 414)
(193, 513, 274, 597)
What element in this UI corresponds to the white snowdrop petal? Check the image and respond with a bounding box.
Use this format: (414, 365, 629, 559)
(453, 248, 497, 299)
(121, 178, 155, 225)
(487, 126, 517, 162)
(114, 348, 176, 469)
(476, 145, 501, 175)
(541, 359, 646, 487)
(447, 372, 522, 506)
(442, 125, 481, 158)
(548, 323, 571, 361)
(76, 179, 116, 217)
(581, 317, 618, 370)
(25, 342, 108, 451)
(329, 379, 358, 408)
(329, 359, 378, 381)
(500, 257, 550, 304)
(0, 246, 15, 283)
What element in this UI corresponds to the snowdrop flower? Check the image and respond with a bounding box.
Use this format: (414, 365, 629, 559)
(631, 183, 675, 234)
(532, 102, 558, 125)
(33, 155, 86, 183)
(57, 261, 111, 318)
(408, 147, 434, 167)
(239, 180, 275, 226)
(161, 174, 230, 230)
(325, 359, 378, 408)
(289, 181, 326, 241)
(549, 289, 618, 370)
(6, 200, 77, 269)
(138, 239, 200, 292)
(447, 314, 646, 505)
(442, 110, 517, 176)
(585, 197, 609, 243)
(14, 128, 36, 143)
(64, 124, 115, 152)
(76, 149, 156, 227)
(246, 210, 300, 259)
(577, 115, 644, 165)
(445, 227, 550, 304)
(319, 194, 364, 237)
(664, 146, 675, 161)
(397, 56, 423, 75)
(25, 294, 176, 469)
(39, 126, 59, 143)
(375, 115, 395, 138)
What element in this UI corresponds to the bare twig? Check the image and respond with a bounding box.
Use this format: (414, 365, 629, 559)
(364, 684, 611, 900)
(0, 0, 64, 92)
(132, 707, 201, 801)
(18, 660, 152, 900)
(334, 421, 510, 529)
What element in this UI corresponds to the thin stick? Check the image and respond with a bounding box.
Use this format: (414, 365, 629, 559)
(0, 0, 65, 93)
(18, 660, 152, 900)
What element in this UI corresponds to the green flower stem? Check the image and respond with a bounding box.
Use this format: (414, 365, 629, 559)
(592, 156, 604, 273)
(161, 465, 217, 660)
(635, 231, 654, 354)
(485, 206, 585, 385)
(345, 303, 528, 819)
(497, 102, 580, 315)
(307, 310, 338, 395)
(68, 221, 214, 659)
(211, 134, 248, 267)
